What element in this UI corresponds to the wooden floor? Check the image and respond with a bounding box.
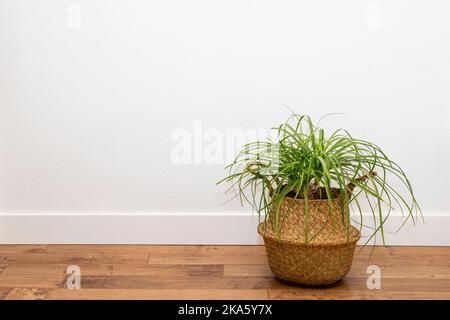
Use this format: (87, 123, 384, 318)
(0, 245, 449, 300)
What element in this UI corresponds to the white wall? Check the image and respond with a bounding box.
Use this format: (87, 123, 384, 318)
(1, 1, 450, 243)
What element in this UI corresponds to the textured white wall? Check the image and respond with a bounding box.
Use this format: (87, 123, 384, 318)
(1, 0, 449, 216)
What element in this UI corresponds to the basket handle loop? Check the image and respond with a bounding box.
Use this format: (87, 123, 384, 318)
(347, 172, 377, 193)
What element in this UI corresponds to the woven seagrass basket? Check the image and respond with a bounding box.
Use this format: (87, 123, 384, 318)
(258, 193, 360, 286)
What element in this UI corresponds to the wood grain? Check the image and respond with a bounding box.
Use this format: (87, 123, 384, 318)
(0, 274, 65, 288)
(148, 253, 268, 265)
(0, 245, 448, 300)
(80, 275, 283, 290)
(0, 288, 11, 299)
(0, 245, 48, 254)
(268, 289, 450, 300)
(5, 288, 269, 300)
(1, 264, 223, 277)
(0, 252, 149, 265)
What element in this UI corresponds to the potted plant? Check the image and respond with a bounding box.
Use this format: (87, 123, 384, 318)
(218, 114, 420, 285)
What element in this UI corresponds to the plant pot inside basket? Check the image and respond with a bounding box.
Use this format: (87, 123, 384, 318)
(258, 194, 360, 286)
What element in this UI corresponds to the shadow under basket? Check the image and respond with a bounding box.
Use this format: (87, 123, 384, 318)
(258, 195, 361, 286)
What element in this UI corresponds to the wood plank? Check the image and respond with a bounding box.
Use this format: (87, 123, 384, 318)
(2, 263, 223, 277)
(0, 274, 65, 288)
(351, 254, 450, 267)
(1, 264, 66, 276)
(356, 246, 450, 260)
(147, 245, 267, 255)
(46, 245, 153, 255)
(347, 264, 450, 279)
(5, 245, 447, 256)
(45, 245, 267, 255)
(6, 288, 269, 300)
(357, 246, 450, 255)
(147, 246, 449, 266)
(226, 263, 450, 279)
(148, 253, 268, 265)
(5, 288, 48, 300)
(0, 245, 48, 254)
(313, 276, 450, 293)
(268, 289, 450, 300)
(150, 254, 449, 268)
(0, 288, 11, 299)
(224, 264, 272, 277)
(79, 275, 283, 290)
(0, 252, 150, 265)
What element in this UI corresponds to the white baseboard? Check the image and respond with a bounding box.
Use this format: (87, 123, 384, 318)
(0, 212, 449, 245)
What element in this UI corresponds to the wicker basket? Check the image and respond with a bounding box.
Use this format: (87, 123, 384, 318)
(258, 194, 360, 286)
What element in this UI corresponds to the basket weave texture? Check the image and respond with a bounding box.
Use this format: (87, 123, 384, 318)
(258, 195, 360, 285)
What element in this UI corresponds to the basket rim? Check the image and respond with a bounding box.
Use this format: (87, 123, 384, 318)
(258, 222, 361, 247)
(272, 187, 348, 203)
(273, 194, 345, 204)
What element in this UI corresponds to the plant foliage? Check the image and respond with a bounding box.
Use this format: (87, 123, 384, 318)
(218, 114, 421, 245)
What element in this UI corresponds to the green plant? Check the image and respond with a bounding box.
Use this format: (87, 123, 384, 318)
(218, 114, 421, 245)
